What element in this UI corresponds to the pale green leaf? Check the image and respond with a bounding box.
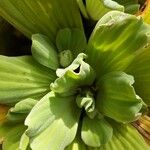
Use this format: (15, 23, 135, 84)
(56, 28, 86, 56)
(99, 123, 149, 150)
(19, 133, 30, 150)
(32, 34, 59, 70)
(7, 98, 38, 122)
(126, 46, 150, 105)
(50, 53, 96, 96)
(25, 92, 80, 150)
(0, 55, 56, 104)
(87, 11, 150, 78)
(0, 0, 83, 43)
(96, 72, 146, 123)
(76, 91, 97, 119)
(65, 134, 87, 150)
(81, 116, 113, 147)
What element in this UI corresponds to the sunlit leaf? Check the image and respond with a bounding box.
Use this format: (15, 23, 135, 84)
(25, 92, 80, 150)
(99, 123, 149, 150)
(0, 0, 83, 43)
(87, 11, 150, 79)
(66, 133, 87, 150)
(19, 133, 30, 150)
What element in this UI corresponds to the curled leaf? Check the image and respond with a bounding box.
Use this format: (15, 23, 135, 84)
(96, 72, 147, 123)
(50, 53, 96, 96)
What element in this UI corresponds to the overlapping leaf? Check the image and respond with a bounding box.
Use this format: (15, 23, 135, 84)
(114, 0, 140, 14)
(50, 53, 95, 96)
(77, 0, 124, 20)
(126, 46, 150, 105)
(7, 98, 38, 122)
(99, 123, 149, 150)
(32, 34, 59, 70)
(56, 28, 87, 56)
(0, 0, 83, 43)
(87, 11, 150, 79)
(0, 56, 56, 104)
(25, 92, 80, 150)
(0, 122, 26, 150)
(81, 116, 113, 147)
(96, 72, 146, 123)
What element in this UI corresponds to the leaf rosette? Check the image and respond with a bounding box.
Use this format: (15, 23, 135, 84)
(0, 0, 150, 150)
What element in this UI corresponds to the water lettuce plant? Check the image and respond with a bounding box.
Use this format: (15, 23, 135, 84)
(0, 0, 150, 150)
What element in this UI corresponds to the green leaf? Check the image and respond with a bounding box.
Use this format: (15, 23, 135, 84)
(56, 28, 87, 56)
(19, 133, 30, 150)
(77, 0, 124, 21)
(96, 72, 146, 123)
(65, 134, 87, 150)
(99, 123, 149, 150)
(81, 116, 113, 147)
(76, 91, 97, 119)
(87, 11, 150, 78)
(32, 34, 59, 70)
(0, 56, 56, 105)
(7, 98, 38, 122)
(114, 0, 140, 14)
(0, 122, 26, 150)
(0, 0, 83, 43)
(126, 46, 150, 106)
(76, 0, 89, 19)
(25, 92, 80, 150)
(50, 53, 96, 96)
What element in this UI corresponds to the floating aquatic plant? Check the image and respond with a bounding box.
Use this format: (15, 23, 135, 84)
(0, 0, 150, 150)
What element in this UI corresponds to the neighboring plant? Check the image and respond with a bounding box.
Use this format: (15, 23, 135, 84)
(0, 0, 150, 150)
(77, 0, 140, 21)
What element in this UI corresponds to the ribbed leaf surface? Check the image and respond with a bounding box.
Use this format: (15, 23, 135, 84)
(0, 0, 83, 43)
(0, 56, 56, 104)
